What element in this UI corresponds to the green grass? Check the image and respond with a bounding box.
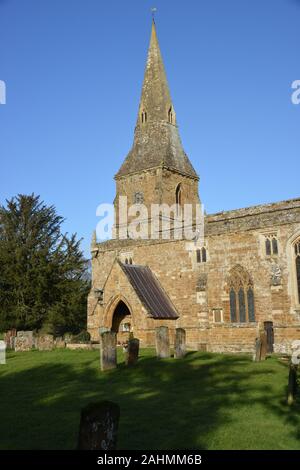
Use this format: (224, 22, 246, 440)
(0, 349, 299, 450)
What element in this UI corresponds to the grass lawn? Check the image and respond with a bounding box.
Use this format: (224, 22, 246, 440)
(0, 349, 299, 450)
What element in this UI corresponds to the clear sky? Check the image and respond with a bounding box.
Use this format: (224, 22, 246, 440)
(0, 0, 299, 257)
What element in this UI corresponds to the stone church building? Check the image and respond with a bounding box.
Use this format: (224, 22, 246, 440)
(87, 21, 300, 354)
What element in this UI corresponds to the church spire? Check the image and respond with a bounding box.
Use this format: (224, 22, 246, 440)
(116, 20, 198, 180)
(137, 19, 174, 126)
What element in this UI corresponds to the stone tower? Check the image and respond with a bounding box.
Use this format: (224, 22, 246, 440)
(114, 21, 200, 238)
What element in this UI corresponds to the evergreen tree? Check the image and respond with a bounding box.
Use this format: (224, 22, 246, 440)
(0, 194, 90, 334)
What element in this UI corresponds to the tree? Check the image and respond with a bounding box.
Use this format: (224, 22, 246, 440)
(0, 194, 90, 334)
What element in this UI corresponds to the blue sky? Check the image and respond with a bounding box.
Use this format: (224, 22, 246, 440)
(0, 0, 299, 256)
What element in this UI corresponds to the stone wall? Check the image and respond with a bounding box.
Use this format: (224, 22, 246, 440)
(88, 198, 300, 352)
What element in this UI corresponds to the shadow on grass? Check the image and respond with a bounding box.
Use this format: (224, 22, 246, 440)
(0, 350, 299, 450)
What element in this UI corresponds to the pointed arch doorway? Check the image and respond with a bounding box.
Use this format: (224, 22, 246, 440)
(111, 300, 132, 344)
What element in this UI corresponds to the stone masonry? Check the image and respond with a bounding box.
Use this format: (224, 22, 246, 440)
(87, 21, 300, 355)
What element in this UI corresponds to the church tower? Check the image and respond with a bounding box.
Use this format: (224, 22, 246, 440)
(114, 21, 200, 237)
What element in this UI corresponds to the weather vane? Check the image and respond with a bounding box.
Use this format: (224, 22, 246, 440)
(151, 7, 157, 21)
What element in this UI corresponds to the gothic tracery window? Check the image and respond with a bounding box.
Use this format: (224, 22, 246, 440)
(264, 234, 278, 257)
(228, 265, 255, 323)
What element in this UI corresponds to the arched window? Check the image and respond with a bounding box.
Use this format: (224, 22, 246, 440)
(264, 234, 278, 256)
(125, 258, 128, 265)
(175, 183, 182, 207)
(228, 265, 255, 323)
(196, 247, 207, 263)
(266, 239, 271, 256)
(272, 238, 278, 255)
(247, 288, 255, 322)
(238, 288, 246, 323)
(141, 111, 147, 124)
(230, 289, 237, 322)
(168, 107, 173, 124)
(129, 258, 133, 265)
(294, 240, 300, 304)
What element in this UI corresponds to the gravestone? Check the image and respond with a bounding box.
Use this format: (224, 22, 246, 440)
(55, 337, 66, 349)
(155, 326, 170, 359)
(37, 334, 54, 351)
(14, 336, 32, 352)
(100, 331, 117, 371)
(260, 331, 268, 361)
(63, 333, 74, 344)
(124, 339, 140, 366)
(17, 331, 34, 349)
(4, 329, 17, 349)
(174, 328, 186, 359)
(253, 337, 262, 362)
(77, 401, 120, 450)
(0, 340, 6, 364)
(287, 363, 298, 405)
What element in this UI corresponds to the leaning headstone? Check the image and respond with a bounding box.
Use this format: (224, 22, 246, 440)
(100, 331, 117, 371)
(155, 326, 170, 359)
(287, 363, 298, 405)
(77, 401, 120, 450)
(174, 328, 186, 359)
(253, 337, 262, 362)
(124, 339, 140, 366)
(260, 332, 268, 361)
(37, 334, 54, 351)
(14, 336, 32, 352)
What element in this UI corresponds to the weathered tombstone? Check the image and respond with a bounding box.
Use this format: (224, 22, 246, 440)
(124, 338, 140, 366)
(37, 334, 54, 351)
(77, 401, 120, 450)
(55, 337, 66, 349)
(260, 331, 268, 361)
(174, 328, 186, 359)
(14, 336, 31, 352)
(17, 331, 34, 349)
(155, 326, 170, 359)
(4, 329, 17, 349)
(0, 340, 6, 364)
(253, 337, 262, 362)
(100, 331, 117, 371)
(63, 333, 74, 344)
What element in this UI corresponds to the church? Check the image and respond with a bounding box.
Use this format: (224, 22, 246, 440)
(87, 21, 300, 354)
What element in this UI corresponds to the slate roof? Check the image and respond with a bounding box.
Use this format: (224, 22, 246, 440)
(120, 263, 179, 319)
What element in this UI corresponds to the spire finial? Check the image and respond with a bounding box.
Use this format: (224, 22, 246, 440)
(151, 7, 157, 22)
